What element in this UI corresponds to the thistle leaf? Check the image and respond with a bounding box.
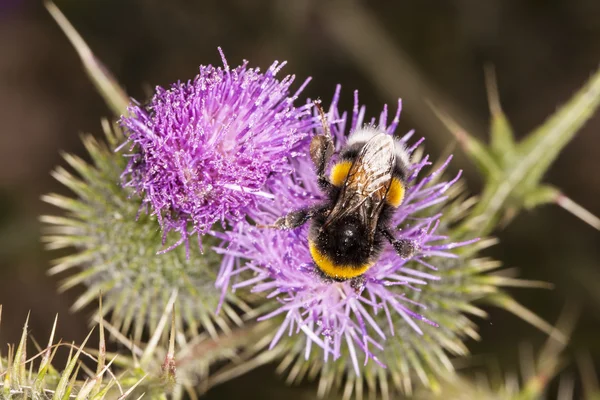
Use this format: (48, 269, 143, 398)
(436, 65, 600, 237)
(522, 184, 560, 210)
(518, 65, 600, 190)
(428, 102, 500, 180)
(0, 308, 133, 399)
(521, 186, 599, 230)
(11, 313, 29, 389)
(33, 314, 58, 393)
(51, 330, 93, 400)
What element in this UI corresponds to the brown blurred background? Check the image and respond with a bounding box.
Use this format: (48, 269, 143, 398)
(1, 0, 599, 398)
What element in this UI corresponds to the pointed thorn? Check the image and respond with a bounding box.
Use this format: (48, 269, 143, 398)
(44, 1, 130, 116)
(577, 351, 599, 396)
(140, 289, 178, 366)
(492, 295, 568, 345)
(118, 374, 148, 399)
(94, 293, 106, 396)
(484, 276, 554, 290)
(556, 194, 600, 230)
(427, 100, 469, 146)
(484, 64, 503, 117)
(162, 303, 177, 382)
(168, 308, 176, 360)
(539, 299, 580, 366)
(48, 314, 58, 348)
(92, 315, 143, 357)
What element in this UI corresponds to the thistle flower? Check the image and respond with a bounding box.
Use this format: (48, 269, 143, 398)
(42, 5, 600, 399)
(120, 48, 314, 251)
(216, 86, 475, 376)
(42, 122, 247, 343)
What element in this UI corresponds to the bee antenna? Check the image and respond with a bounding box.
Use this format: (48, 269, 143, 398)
(255, 223, 274, 229)
(314, 99, 332, 139)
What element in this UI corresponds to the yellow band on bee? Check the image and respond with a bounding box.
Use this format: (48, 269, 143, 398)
(309, 240, 371, 279)
(330, 161, 353, 187)
(387, 177, 405, 207)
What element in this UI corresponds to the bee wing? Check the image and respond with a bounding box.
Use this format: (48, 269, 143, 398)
(324, 133, 396, 237)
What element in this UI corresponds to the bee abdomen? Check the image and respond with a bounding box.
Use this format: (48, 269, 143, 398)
(308, 239, 372, 280)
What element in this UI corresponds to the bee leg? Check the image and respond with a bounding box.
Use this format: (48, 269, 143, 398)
(349, 275, 366, 294)
(317, 273, 335, 285)
(392, 239, 417, 259)
(381, 228, 418, 259)
(311, 100, 335, 190)
(310, 135, 334, 185)
(259, 207, 314, 229)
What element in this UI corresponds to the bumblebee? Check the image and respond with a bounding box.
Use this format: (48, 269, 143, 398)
(268, 101, 416, 289)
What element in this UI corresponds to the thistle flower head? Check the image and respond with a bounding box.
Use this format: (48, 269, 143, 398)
(42, 122, 247, 344)
(120, 48, 314, 250)
(216, 86, 475, 375)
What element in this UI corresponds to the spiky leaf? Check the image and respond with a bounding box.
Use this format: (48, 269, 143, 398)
(433, 65, 600, 236)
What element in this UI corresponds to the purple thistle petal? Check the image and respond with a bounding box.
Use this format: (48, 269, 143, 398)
(120, 49, 316, 250)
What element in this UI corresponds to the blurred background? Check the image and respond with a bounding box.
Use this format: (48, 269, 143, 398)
(1, 0, 599, 398)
